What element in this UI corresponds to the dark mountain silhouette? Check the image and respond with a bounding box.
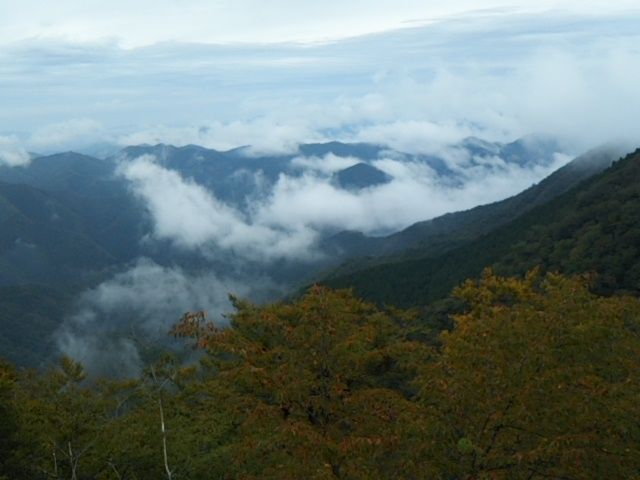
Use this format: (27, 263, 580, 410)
(332, 163, 391, 190)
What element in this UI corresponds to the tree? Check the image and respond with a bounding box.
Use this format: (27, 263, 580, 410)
(421, 269, 640, 479)
(0, 359, 19, 479)
(174, 286, 437, 479)
(13, 357, 113, 479)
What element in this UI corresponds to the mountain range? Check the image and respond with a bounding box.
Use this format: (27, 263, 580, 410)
(322, 146, 640, 306)
(0, 136, 633, 367)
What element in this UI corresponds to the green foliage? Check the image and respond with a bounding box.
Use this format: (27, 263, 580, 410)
(422, 270, 640, 478)
(175, 286, 437, 478)
(0, 359, 19, 478)
(2, 273, 640, 478)
(0, 285, 75, 367)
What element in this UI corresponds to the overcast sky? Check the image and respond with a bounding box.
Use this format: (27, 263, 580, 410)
(1, 0, 638, 46)
(1, 1, 639, 153)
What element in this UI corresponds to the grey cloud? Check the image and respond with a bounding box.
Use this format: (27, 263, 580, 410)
(56, 258, 261, 376)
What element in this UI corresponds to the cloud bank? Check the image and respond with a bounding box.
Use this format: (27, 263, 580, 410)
(56, 259, 261, 376)
(118, 155, 319, 260)
(116, 150, 570, 262)
(1, 10, 638, 155)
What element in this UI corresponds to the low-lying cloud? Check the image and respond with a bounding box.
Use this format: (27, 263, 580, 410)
(117, 149, 570, 263)
(0, 135, 30, 167)
(118, 155, 320, 260)
(56, 258, 265, 376)
(255, 153, 571, 235)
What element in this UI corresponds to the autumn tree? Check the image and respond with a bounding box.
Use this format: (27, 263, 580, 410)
(421, 269, 640, 479)
(174, 286, 438, 479)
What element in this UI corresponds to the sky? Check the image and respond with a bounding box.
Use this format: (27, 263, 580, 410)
(2, 0, 636, 47)
(0, 1, 639, 156)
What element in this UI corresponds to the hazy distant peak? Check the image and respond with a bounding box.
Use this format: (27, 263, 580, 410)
(332, 162, 391, 191)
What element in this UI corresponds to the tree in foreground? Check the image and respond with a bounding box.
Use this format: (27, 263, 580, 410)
(3, 271, 640, 479)
(422, 269, 640, 479)
(173, 286, 438, 479)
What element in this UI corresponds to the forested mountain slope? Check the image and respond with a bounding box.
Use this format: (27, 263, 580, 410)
(0, 140, 616, 367)
(322, 144, 625, 268)
(323, 148, 640, 306)
(0, 181, 118, 285)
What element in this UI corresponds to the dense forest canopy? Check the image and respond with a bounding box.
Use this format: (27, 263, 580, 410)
(1, 271, 639, 479)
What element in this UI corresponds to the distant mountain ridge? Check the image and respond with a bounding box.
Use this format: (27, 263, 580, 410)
(332, 163, 391, 190)
(322, 147, 640, 306)
(320, 143, 626, 269)
(0, 136, 565, 288)
(117, 136, 563, 204)
(0, 136, 601, 367)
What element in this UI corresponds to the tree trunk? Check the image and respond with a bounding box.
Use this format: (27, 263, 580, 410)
(159, 395, 172, 480)
(68, 442, 77, 480)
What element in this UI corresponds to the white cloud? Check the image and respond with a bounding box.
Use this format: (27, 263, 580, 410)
(117, 119, 320, 155)
(118, 155, 243, 248)
(1, 11, 639, 154)
(28, 118, 112, 153)
(351, 120, 485, 156)
(56, 258, 260, 376)
(254, 154, 570, 235)
(118, 155, 320, 260)
(0, 0, 624, 47)
(509, 48, 640, 149)
(1, 1, 638, 47)
(0, 135, 30, 167)
(117, 145, 571, 264)
(291, 153, 360, 174)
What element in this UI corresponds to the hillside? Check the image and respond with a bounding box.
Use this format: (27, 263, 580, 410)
(0, 181, 118, 285)
(0, 285, 74, 366)
(321, 144, 624, 266)
(0, 139, 606, 367)
(331, 162, 391, 190)
(323, 148, 640, 306)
